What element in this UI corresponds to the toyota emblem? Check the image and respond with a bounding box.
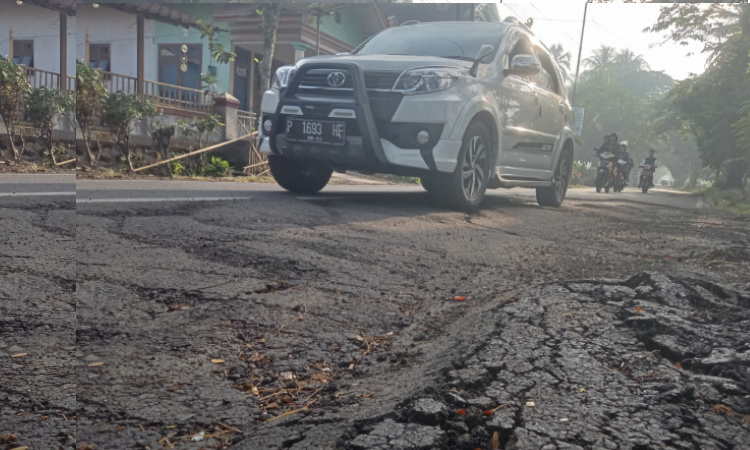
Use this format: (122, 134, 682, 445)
(327, 71, 346, 87)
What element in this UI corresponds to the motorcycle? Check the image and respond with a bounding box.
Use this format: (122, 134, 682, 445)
(594, 150, 617, 193)
(640, 164, 655, 194)
(613, 158, 629, 193)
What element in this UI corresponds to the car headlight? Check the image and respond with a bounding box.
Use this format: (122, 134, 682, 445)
(272, 66, 295, 90)
(393, 67, 462, 94)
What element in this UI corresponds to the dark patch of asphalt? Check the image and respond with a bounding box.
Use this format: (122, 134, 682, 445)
(2, 178, 749, 449)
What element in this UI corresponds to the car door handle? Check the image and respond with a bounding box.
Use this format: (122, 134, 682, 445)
(533, 92, 541, 105)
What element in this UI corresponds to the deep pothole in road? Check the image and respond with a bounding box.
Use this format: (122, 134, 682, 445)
(339, 272, 750, 450)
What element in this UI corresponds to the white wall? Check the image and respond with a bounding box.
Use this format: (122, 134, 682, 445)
(76, 4, 155, 79)
(0, 0, 76, 77)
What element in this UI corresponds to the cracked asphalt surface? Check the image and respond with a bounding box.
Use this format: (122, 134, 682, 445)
(1, 175, 76, 449)
(3, 177, 750, 449)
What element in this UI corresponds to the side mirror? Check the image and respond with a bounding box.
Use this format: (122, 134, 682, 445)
(470, 45, 495, 78)
(507, 54, 541, 77)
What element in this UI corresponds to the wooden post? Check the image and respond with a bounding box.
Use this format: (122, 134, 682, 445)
(8, 28, 12, 61)
(137, 14, 145, 95)
(60, 12, 67, 90)
(85, 31, 89, 64)
(248, 50, 254, 112)
(316, 14, 321, 56)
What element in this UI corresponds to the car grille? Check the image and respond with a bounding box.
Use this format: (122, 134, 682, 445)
(298, 69, 399, 92)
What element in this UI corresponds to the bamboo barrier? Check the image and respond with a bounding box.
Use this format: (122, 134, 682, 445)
(133, 132, 255, 173)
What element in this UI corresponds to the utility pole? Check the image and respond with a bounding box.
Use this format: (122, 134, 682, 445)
(571, 1, 589, 105)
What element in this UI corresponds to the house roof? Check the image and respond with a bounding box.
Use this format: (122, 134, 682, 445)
(16, 0, 76, 16)
(78, 1, 199, 28)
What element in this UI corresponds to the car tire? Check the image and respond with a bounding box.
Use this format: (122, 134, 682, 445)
(536, 148, 572, 207)
(420, 175, 435, 193)
(431, 122, 492, 213)
(268, 155, 333, 194)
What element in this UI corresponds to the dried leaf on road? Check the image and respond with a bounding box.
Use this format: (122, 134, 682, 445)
(456, 409, 467, 415)
(454, 296, 466, 301)
(525, 401, 535, 407)
(674, 363, 683, 369)
(10, 353, 27, 358)
(87, 362, 104, 367)
(492, 431, 499, 449)
(562, 313, 573, 318)
(211, 359, 225, 364)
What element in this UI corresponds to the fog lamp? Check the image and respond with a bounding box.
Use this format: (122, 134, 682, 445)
(416, 130, 430, 145)
(263, 119, 273, 133)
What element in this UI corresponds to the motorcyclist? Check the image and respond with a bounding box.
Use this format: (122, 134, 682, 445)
(595, 133, 619, 157)
(637, 149, 659, 189)
(616, 142, 634, 184)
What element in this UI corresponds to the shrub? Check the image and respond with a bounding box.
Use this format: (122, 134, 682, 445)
(201, 156, 231, 177)
(75, 60, 106, 166)
(26, 87, 74, 164)
(0, 56, 31, 160)
(101, 92, 157, 171)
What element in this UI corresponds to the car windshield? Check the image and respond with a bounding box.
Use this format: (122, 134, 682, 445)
(352, 23, 508, 60)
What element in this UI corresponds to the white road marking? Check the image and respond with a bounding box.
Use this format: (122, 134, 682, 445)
(76, 196, 248, 204)
(0, 191, 76, 197)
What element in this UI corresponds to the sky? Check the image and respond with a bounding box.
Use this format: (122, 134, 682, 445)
(422, 1, 710, 81)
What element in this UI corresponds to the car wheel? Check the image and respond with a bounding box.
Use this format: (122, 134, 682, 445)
(432, 122, 492, 213)
(268, 155, 333, 194)
(420, 175, 435, 193)
(536, 149, 571, 207)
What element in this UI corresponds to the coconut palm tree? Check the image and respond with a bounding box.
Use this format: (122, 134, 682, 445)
(582, 45, 617, 70)
(549, 43, 572, 80)
(614, 49, 651, 72)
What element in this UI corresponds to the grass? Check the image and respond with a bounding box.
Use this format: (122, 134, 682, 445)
(694, 186, 750, 216)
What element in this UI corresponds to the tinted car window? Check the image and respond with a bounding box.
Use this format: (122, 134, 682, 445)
(533, 46, 560, 95)
(353, 23, 508, 61)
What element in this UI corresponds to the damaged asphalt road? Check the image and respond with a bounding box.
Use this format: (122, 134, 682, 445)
(4, 180, 750, 449)
(0, 176, 76, 449)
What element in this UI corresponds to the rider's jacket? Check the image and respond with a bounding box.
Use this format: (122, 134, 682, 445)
(617, 150, 634, 166)
(640, 156, 659, 168)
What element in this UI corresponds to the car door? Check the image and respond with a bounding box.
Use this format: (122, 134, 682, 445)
(530, 46, 567, 171)
(496, 30, 545, 173)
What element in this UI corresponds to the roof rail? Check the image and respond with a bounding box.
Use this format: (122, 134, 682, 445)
(503, 16, 534, 35)
(399, 20, 421, 26)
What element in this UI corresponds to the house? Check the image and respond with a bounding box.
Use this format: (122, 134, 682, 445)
(0, 0, 75, 90)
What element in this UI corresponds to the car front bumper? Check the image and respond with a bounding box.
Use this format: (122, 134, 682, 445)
(257, 62, 463, 174)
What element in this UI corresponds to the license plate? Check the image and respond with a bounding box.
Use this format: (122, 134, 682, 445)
(286, 119, 346, 146)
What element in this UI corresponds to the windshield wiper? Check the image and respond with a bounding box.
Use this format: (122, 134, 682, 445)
(442, 55, 475, 62)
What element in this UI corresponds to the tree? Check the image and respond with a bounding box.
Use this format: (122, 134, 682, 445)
(644, 3, 749, 65)
(101, 92, 157, 172)
(645, 3, 750, 188)
(614, 49, 650, 72)
(0, 56, 30, 161)
(549, 44, 572, 81)
(258, 4, 282, 92)
(26, 87, 75, 164)
(76, 59, 107, 167)
(582, 45, 617, 70)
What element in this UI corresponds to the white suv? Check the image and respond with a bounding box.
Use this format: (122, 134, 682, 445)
(258, 18, 575, 212)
